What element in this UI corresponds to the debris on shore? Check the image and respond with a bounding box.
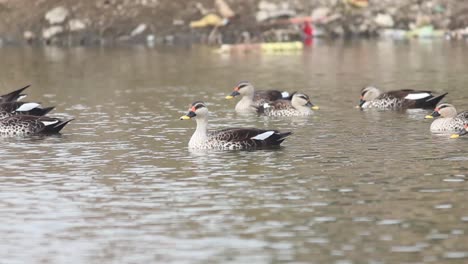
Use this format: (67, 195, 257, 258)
(0, 0, 467, 46)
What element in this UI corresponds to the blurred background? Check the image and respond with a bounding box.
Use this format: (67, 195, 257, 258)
(1, 0, 468, 46)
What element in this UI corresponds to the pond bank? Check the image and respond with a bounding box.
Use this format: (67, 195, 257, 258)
(1, 0, 468, 46)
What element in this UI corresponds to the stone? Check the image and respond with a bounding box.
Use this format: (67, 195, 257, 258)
(45, 6, 69, 25)
(23, 31, 36, 41)
(130, 23, 147, 36)
(68, 19, 86, 32)
(311, 7, 330, 22)
(42, 26, 63, 39)
(215, 0, 235, 18)
(374, 13, 394, 28)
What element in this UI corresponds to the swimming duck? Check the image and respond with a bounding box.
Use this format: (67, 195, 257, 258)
(0, 85, 30, 103)
(225, 81, 289, 113)
(0, 115, 73, 137)
(424, 103, 468, 133)
(0, 102, 54, 119)
(257, 92, 319, 117)
(180, 101, 292, 149)
(358, 86, 447, 109)
(450, 124, 468, 139)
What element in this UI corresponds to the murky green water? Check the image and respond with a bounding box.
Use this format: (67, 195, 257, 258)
(0, 40, 468, 263)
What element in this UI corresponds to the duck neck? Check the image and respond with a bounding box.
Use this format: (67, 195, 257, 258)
(235, 93, 255, 112)
(296, 105, 313, 114)
(189, 117, 209, 147)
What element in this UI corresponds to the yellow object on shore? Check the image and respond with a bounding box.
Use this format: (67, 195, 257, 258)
(261, 42, 304, 52)
(216, 42, 304, 53)
(346, 0, 369, 8)
(190, 14, 227, 28)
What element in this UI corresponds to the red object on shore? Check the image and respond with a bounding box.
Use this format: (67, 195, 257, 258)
(303, 21, 313, 37)
(303, 21, 314, 46)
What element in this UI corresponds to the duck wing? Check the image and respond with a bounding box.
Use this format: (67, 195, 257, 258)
(384, 89, 447, 109)
(0, 102, 55, 116)
(256, 99, 292, 115)
(211, 128, 292, 147)
(254, 90, 287, 102)
(1, 115, 73, 134)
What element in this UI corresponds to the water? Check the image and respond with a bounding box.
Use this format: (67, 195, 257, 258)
(0, 40, 468, 264)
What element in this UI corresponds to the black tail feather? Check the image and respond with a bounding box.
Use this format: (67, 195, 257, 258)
(43, 119, 74, 134)
(266, 131, 293, 145)
(418, 92, 448, 109)
(1, 85, 31, 102)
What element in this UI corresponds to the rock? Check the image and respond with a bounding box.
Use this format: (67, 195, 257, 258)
(215, 0, 235, 18)
(45, 6, 69, 25)
(42, 26, 63, 39)
(23, 31, 36, 41)
(311, 7, 330, 22)
(146, 34, 155, 45)
(258, 0, 278, 11)
(256, 0, 296, 22)
(374, 13, 394, 28)
(173, 19, 184, 26)
(68, 19, 86, 32)
(130, 23, 147, 36)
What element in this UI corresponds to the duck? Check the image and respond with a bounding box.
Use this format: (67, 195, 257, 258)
(257, 92, 319, 117)
(180, 101, 292, 149)
(0, 102, 54, 119)
(0, 115, 73, 137)
(424, 103, 468, 133)
(357, 86, 447, 109)
(225, 81, 290, 113)
(0, 85, 30, 103)
(450, 124, 468, 139)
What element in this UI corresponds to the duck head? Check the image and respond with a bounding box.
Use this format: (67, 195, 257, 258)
(291, 92, 319, 110)
(450, 123, 468, 139)
(357, 86, 381, 108)
(226, 81, 254, 99)
(425, 103, 457, 119)
(180, 101, 208, 120)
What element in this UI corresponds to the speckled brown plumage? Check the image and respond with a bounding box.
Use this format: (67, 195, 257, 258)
(0, 115, 73, 137)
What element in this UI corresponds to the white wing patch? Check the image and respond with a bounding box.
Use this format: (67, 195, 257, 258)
(263, 103, 271, 108)
(17, 95, 28, 101)
(405, 93, 431, 100)
(15, 102, 41, 112)
(281, 91, 290, 98)
(41, 120, 59, 126)
(251, 131, 275, 140)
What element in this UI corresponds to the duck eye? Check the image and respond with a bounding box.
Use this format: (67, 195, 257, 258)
(238, 84, 247, 89)
(195, 104, 205, 109)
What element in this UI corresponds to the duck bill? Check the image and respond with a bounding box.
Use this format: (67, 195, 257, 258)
(180, 111, 196, 120)
(306, 101, 319, 110)
(225, 91, 240, 99)
(424, 111, 440, 119)
(356, 99, 365, 108)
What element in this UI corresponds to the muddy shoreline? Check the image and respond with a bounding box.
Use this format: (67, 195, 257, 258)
(1, 0, 467, 47)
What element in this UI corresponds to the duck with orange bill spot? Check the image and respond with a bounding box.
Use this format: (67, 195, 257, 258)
(256, 92, 319, 117)
(425, 104, 468, 133)
(357, 86, 447, 110)
(225, 81, 290, 113)
(180, 101, 292, 150)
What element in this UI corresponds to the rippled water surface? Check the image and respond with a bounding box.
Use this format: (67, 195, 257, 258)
(1, 40, 468, 263)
